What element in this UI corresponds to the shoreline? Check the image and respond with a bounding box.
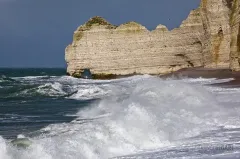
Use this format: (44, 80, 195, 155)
(67, 67, 240, 87)
(161, 67, 240, 87)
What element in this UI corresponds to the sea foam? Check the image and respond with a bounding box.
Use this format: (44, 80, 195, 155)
(1, 76, 240, 159)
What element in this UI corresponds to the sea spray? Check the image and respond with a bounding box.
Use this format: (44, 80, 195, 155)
(1, 72, 240, 159)
(4, 77, 231, 159)
(0, 136, 11, 159)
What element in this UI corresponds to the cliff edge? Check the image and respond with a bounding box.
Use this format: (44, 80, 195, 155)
(65, 0, 240, 78)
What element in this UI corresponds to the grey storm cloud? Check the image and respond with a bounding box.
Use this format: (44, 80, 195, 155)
(0, 0, 200, 67)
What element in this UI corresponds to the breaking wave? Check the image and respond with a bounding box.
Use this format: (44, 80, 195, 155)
(0, 75, 16, 83)
(2, 82, 67, 98)
(28, 82, 67, 97)
(1, 76, 240, 159)
(2, 75, 149, 99)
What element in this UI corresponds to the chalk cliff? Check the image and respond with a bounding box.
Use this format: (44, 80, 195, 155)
(65, 0, 240, 78)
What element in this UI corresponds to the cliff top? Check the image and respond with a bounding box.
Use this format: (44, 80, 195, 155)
(77, 16, 117, 31)
(117, 21, 148, 31)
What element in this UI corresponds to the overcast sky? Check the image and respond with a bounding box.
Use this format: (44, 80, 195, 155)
(0, 0, 200, 68)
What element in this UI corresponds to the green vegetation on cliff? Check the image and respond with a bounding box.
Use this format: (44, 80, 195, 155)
(73, 32, 84, 42)
(78, 16, 117, 32)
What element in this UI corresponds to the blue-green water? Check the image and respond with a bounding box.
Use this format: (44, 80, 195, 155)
(0, 68, 240, 159)
(0, 68, 93, 138)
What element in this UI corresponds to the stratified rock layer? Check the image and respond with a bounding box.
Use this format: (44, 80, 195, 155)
(230, 0, 240, 71)
(65, 0, 240, 78)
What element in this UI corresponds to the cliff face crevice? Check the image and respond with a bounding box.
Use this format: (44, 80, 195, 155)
(65, 0, 240, 78)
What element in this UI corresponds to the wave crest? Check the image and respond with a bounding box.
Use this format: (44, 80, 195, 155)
(1, 76, 240, 159)
(13, 77, 230, 159)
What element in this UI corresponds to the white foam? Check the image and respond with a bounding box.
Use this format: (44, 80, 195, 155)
(2, 76, 240, 159)
(12, 76, 50, 80)
(15, 78, 235, 158)
(0, 136, 11, 159)
(17, 134, 26, 139)
(27, 82, 67, 96)
(183, 77, 216, 83)
(183, 77, 234, 85)
(66, 75, 151, 100)
(37, 82, 67, 96)
(68, 86, 110, 100)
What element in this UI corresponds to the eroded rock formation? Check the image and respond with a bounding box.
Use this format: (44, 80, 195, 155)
(65, 0, 240, 78)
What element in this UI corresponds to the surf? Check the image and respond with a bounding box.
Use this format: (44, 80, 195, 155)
(0, 75, 240, 159)
(0, 75, 239, 159)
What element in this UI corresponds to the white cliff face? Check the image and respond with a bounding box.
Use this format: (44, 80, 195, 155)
(65, 0, 240, 78)
(230, 0, 240, 71)
(200, 0, 232, 68)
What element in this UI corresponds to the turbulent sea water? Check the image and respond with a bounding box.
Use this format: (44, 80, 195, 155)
(0, 68, 240, 159)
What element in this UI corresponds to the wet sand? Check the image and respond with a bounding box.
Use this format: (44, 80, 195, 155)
(161, 67, 240, 87)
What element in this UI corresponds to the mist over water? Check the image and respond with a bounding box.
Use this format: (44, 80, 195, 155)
(0, 69, 240, 158)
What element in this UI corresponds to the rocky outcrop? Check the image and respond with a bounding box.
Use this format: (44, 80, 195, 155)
(65, 0, 240, 78)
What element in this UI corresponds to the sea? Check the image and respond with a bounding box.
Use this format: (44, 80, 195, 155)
(0, 68, 240, 159)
